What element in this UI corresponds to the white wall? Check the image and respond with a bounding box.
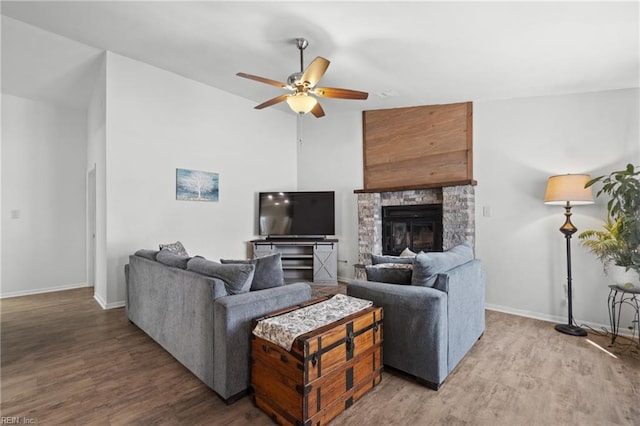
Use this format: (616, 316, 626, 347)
(474, 88, 639, 329)
(296, 88, 639, 329)
(296, 111, 364, 280)
(1, 94, 87, 297)
(102, 52, 297, 305)
(87, 53, 108, 306)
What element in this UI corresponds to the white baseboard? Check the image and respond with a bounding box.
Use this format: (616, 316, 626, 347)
(485, 303, 637, 339)
(93, 292, 107, 309)
(0, 282, 89, 299)
(93, 293, 125, 310)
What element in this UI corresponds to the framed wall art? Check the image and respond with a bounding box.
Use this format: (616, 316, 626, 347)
(176, 168, 219, 202)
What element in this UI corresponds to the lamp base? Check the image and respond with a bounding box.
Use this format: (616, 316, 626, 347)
(555, 323, 587, 336)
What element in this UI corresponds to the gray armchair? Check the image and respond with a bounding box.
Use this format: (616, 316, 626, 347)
(347, 247, 485, 390)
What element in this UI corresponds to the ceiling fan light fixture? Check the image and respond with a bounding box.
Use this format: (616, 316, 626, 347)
(286, 93, 317, 115)
(237, 37, 368, 118)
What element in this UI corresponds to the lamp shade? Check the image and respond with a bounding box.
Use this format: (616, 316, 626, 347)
(544, 174, 594, 205)
(286, 93, 317, 114)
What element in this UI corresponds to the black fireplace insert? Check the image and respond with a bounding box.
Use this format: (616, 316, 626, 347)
(382, 204, 443, 255)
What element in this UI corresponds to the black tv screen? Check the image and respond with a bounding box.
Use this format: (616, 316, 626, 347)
(259, 191, 335, 237)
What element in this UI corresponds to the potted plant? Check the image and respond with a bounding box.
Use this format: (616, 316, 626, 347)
(579, 163, 640, 289)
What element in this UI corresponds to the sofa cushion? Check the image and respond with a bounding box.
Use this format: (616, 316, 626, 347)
(220, 253, 285, 291)
(156, 249, 190, 269)
(371, 253, 415, 265)
(187, 257, 254, 295)
(365, 263, 413, 284)
(412, 242, 474, 287)
(159, 240, 189, 256)
(135, 249, 159, 261)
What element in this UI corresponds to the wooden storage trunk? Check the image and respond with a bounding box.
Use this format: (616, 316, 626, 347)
(251, 297, 383, 426)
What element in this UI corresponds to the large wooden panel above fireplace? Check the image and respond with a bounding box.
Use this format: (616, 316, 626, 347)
(360, 101, 475, 192)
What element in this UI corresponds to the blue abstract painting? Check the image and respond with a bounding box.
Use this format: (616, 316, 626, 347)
(176, 168, 219, 202)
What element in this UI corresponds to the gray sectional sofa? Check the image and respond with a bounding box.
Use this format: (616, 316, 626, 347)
(125, 250, 312, 402)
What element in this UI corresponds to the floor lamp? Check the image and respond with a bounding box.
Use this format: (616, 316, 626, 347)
(544, 174, 594, 336)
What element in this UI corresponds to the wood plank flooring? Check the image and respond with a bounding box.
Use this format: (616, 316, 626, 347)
(1, 287, 639, 425)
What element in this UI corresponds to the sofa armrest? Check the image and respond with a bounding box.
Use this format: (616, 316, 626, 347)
(347, 280, 448, 385)
(433, 259, 486, 371)
(212, 282, 313, 400)
(126, 254, 228, 391)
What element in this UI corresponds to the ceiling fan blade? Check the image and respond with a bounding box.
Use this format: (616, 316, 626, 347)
(314, 87, 369, 100)
(254, 94, 289, 110)
(236, 72, 288, 89)
(310, 102, 325, 118)
(300, 57, 330, 87)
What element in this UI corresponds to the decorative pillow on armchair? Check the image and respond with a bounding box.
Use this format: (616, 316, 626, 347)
(399, 247, 417, 257)
(220, 253, 285, 291)
(412, 242, 474, 287)
(371, 253, 415, 265)
(365, 263, 413, 285)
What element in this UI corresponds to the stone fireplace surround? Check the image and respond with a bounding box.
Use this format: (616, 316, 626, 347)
(356, 185, 475, 272)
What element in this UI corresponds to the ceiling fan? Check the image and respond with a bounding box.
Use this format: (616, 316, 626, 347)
(236, 38, 368, 118)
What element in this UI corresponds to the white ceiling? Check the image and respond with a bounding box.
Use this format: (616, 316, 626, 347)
(2, 1, 639, 114)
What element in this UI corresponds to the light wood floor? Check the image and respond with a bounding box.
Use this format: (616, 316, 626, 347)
(1, 287, 639, 425)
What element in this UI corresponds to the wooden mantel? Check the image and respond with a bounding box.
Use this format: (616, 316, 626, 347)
(354, 179, 477, 194)
(362, 102, 473, 191)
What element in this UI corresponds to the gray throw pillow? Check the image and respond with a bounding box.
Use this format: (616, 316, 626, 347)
(220, 253, 285, 291)
(159, 241, 188, 257)
(365, 263, 413, 284)
(371, 254, 414, 265)
(187, 257, 254, 295)
(134, 249, 159, 261)
(411, 242, 474, 287)
(156, 249, 189, 269)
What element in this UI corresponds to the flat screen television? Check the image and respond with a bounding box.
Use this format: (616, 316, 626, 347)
(259, 191, 335, 238)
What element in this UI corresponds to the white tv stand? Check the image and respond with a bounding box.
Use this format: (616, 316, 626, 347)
(251, 239, 338, 284)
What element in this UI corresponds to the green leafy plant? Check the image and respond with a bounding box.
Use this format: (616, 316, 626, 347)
(579, 217, 634, 271)
(579, 163, 640, 272)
